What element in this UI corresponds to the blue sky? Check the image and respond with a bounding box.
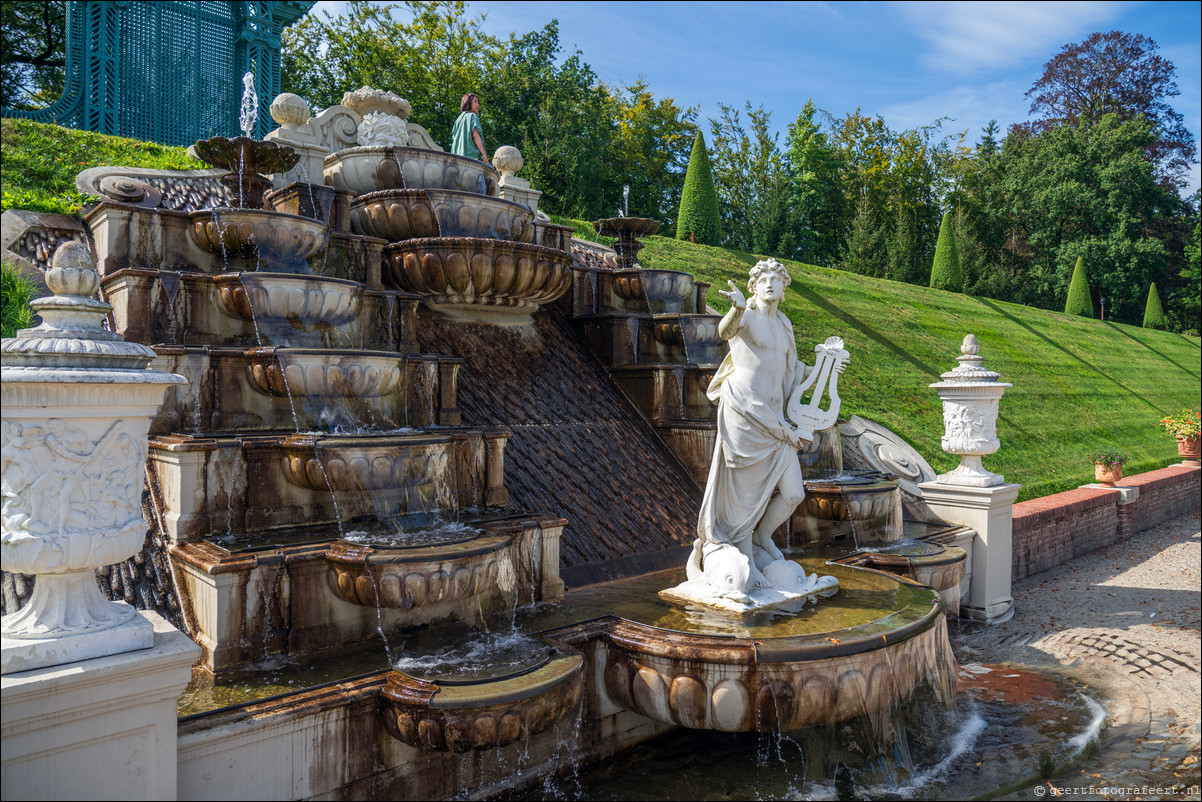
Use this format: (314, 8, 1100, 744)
(309, 1, 1202, 193)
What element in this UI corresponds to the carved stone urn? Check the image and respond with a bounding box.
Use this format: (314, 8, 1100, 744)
(1, 242, 186, 674)
(929, 334, 1012, 487)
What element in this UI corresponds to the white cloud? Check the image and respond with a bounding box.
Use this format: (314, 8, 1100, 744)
(878, 80, 1030, 138)
(894, 1, 1135, 74)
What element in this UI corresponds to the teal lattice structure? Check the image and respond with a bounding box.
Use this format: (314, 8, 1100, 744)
(1, 0, 313, 145)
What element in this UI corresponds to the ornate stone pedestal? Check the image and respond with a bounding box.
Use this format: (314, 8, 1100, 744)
(1, 612, 199, 801)
(919, 481, 1021, 622)
(930, 334, 1011, 487)
(921, 334, 1019, 622)
(1, 242, 186, 673)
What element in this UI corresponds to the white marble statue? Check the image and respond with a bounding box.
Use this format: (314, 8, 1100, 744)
(661, 258, 843, 613)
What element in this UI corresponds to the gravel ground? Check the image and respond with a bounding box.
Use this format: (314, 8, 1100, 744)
(952, 508, 1202, 800)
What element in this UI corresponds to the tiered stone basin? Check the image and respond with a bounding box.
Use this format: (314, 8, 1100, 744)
(834, 541, 969, 616)
(609, 268, 696, 313)
(382, 652, 585, 752)
(350, 189, 535, 243)
(641, 313, 726, 364)
(595, 216, 660, 270)
(281, 433, 458, 512)
(521, 561, 956, 733)
(323, 517, 545, 609)
(146, 346, 444, 434)
(609, 363, 718, 423)
(324, 146, 500, 197)
(146, 429, 508, 541)
(213, 272, 363, 327)
(245, 348, 404, 400)
(793, 473, 903, 546)
(101, 268, 415, 351)
(188, 208, 328, 272)
(383, 238, 572, 322)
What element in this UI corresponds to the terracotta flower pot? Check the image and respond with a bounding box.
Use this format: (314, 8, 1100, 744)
(1177, 435, 1201, 466)
(1094, 462, 1123, 486)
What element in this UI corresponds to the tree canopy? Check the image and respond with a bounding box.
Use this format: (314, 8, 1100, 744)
(0, 0, 65, 110)
(1024, 30, 1196, 188)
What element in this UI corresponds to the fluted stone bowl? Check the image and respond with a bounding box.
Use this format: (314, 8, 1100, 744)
(382, 238, 572, 322)
(280, 433, 454, 495)
(213, 273, 363, 327)
(244, 348, 405, 399)
(594, 217, 661, 238)
(324, 146, 499, 196)
(350, 189, 534, 243)
(188, 208, 328, 271)
(611, 268, 696, 313)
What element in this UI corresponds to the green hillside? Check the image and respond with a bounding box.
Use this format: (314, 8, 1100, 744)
(639, 235, 1200, 501)
(4, 122, 1197, 503)
(1, 119, 199, 215)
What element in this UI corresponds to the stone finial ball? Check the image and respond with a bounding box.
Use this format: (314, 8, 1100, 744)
(270, 93, 311, 128)
(492, 145, 523, 175)
(46, 241, 99, 298)
(341, 87, 410, 120)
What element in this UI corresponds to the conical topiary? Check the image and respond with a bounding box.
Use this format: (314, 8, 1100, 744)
(1142, 282, 1166, 329)
(928, 211, 962, 292)
(676, 131, 722, 245)
(1064, 256, 1093, 317)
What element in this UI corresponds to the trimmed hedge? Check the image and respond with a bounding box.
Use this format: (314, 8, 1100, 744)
(928, 210, 962, 292)
(1142, 282, 1166, 329)
(676, 131, 722, 245)
(1064, 256, 1093, 317)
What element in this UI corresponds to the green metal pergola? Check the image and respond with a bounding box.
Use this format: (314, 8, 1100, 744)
(1, 0, 313, 145)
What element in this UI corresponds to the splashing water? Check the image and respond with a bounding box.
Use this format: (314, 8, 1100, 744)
(616, 184, 630, 218)
(239, 70, 258, 138)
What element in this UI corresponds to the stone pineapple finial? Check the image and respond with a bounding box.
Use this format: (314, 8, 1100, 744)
(1, 242, 157, 369)
(270, 92, 311, 129)
(493, 145, 524, 178)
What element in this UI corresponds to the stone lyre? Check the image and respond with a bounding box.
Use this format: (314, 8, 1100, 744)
(786, 336, 850, 443)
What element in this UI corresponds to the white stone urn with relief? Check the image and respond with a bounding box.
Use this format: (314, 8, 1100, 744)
(1, 242, 186, 674)
(929, 334, 1011, 487)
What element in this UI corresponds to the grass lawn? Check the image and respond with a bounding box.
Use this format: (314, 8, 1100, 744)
(1, 118, 200, 215)
(636, 235, 1200, 502)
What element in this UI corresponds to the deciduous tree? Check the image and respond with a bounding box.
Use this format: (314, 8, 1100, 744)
(0, 0, 66, 110)
(1025, 30, 1195, 188)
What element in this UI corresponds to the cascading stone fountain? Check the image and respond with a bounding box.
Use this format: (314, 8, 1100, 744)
(1, 242, 186, 674)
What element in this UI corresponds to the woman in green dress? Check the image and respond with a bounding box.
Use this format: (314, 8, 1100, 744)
(450, 93, 489, 164)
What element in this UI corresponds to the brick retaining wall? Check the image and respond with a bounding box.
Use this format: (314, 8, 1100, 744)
(1012, 464, 1200, 581)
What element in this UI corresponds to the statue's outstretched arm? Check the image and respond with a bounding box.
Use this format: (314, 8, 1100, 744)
(717, 280, 746, 340)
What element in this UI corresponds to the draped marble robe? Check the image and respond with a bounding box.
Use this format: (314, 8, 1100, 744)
(689, 298, 809, 583)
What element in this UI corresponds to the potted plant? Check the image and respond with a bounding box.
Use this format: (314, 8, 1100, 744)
(1088, 446, 1130, 486)
(1159, 409, 1201, 466)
